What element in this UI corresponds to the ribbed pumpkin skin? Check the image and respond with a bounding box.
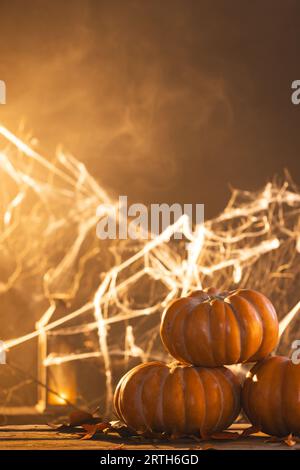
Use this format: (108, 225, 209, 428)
(160, 288, 279, 367)
(242, 356, 300, 436)
(114, 361, 241, 436)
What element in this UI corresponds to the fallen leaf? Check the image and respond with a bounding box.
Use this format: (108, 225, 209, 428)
(241, 425, 262, 438)
(109, 421, 138, 438)
(69, 410, 95, 427)
(81, 422, 110, 440)
(47, 422, 59, 429)
(111, 443, 125, 450)
(284, 434, 297, 447)
(265, 433, 299, 447)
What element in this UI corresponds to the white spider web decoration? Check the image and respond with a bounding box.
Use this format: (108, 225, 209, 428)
(0, 125, 299, 414)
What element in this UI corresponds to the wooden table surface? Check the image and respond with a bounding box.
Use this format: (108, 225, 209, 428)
(0, 424, 298, 450)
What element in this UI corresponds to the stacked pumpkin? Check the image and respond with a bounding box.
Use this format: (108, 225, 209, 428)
(114, 288, 300, 437)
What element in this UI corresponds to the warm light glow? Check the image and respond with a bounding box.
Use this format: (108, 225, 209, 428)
(0, 125, 299, 413)
(49, 391, 69, 406)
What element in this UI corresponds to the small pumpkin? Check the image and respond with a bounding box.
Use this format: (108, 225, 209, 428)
(114, 361, 241, 436)
(160, 288, 279, 367)
(242, 355, 300, 436)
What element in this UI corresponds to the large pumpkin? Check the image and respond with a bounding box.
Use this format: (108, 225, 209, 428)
(242, 356, 300, 436)
(160, 288, 278, 367)
(114, 361, 241, 436)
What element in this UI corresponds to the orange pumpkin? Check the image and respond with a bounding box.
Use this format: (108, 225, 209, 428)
(160, 288, 279, 367)
(114, 361, 241, 436)
(242, 356, 300, 436)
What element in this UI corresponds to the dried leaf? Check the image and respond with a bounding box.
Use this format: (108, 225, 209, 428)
(48, 422, 81, 433)
(81, 427, 98, 440)
(241, 425, 262, 438)
(47, 422, 59, 429)
(69, 410, 95, 427)
(81, 422, 110, 440)
(108, 420, 138, 438)
(284, 434, 297, 447)
(111, 443, 125, 450)
(265, 433, 299, 446)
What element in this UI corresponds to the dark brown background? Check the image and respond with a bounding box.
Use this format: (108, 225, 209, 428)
(0, 0, 300, 218)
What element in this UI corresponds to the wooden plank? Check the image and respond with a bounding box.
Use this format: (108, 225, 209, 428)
(0, 424, 298, 450)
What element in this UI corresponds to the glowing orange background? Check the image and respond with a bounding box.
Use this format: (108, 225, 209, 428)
(0, 0, 300, 219)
